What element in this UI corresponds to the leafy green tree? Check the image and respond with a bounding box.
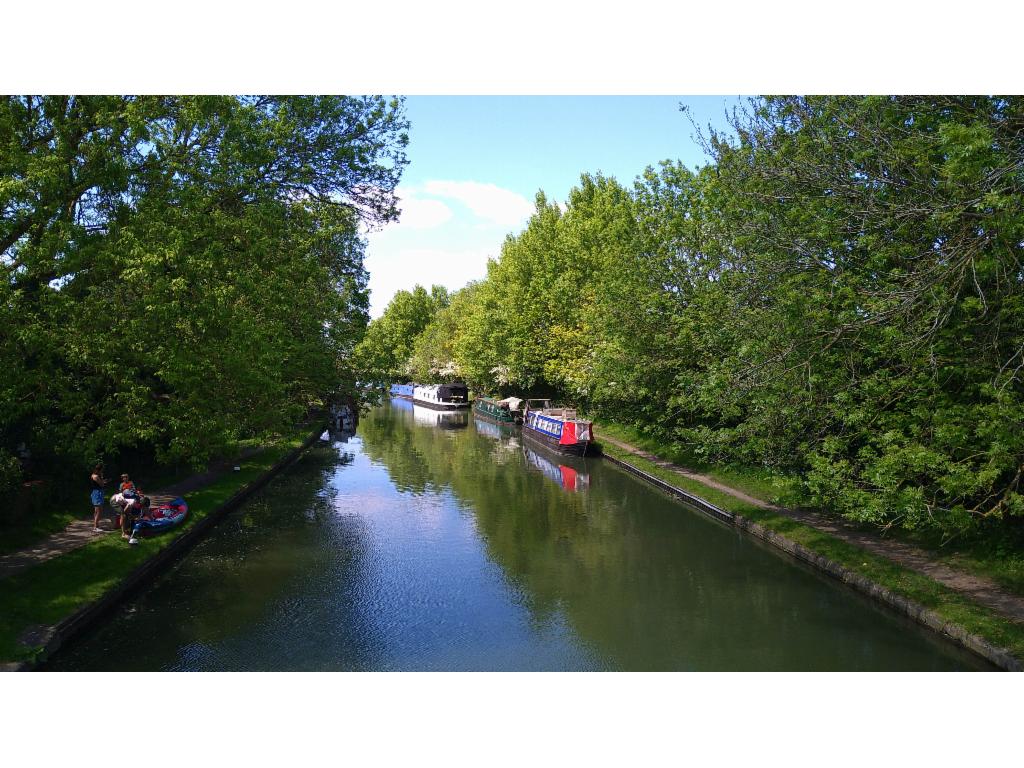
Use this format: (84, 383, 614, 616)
(454, 181, 633, 399)
(353, 284, 446, 383)
(408, 282, 483, 382)
(692, 96, 1024, 534)
(1, 95, 409, 492)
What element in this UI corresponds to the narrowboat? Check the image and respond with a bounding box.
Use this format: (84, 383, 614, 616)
(473, 396, 524, 424)
(390, 382, 416, 399)
(412, 383, 471, 410)
(521, 399, 597, 456)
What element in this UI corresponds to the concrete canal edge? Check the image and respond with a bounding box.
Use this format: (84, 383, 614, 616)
(602, 452, 1023, 672)
(3, 424, 325, 673)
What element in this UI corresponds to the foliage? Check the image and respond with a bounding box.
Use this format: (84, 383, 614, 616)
(361, 96, 1024, 540)
(694, 97, 1024, 535)
(1, 95, 408, 493)
(352, 284, 447, 383)
(407, 281, 482, 381)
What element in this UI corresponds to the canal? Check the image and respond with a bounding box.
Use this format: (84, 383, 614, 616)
(49, 402, 991, 670)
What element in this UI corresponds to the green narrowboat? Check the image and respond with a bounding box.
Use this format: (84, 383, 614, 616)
(473, 396, 524, 424)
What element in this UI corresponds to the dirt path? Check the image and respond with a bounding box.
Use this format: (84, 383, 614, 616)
(599, 434, 1024, 625)
(0, 447, 263, 580)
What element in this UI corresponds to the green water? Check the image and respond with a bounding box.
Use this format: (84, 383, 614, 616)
(49, 401, 991, 670)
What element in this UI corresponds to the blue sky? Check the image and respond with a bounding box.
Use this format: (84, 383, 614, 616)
(364, 96, 743, 316)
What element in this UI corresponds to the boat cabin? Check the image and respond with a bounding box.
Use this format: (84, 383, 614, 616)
(413, 383, 471, 410)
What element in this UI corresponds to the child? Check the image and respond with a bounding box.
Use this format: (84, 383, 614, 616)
(119, 473, 140, 499)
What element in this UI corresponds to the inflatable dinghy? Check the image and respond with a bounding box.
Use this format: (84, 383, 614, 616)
(130, 496, 188, 541)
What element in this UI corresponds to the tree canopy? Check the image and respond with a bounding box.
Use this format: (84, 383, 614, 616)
(353, 283, 449, 383)
(2, 95, 409, 490)
(360, 96, 1024, 540)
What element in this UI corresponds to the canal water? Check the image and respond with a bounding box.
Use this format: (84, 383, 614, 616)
(50, 402, 991, 671)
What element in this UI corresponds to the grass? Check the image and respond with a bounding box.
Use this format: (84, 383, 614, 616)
(0, 428, 312, 665)
(595, 420, 803, 506)
(0, 437, 267, 558)
(597, 419, 1024, 599)
(598, 435, 1024, 664)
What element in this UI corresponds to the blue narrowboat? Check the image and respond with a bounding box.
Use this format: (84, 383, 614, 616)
(521, 399, 596, 456)
(390, 382, 416, 399)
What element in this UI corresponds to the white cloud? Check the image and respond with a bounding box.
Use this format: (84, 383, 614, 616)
(364, 246, 493, 318)
(422, 180, 534, 227)
(362, 180, 535, 317)
(392, 186, 453, 229)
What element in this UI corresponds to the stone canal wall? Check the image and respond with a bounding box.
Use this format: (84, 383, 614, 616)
(602, 452, 1022, 672)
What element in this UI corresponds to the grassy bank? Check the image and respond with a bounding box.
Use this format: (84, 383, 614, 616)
(596, 432, 1024, 663)
(0, 429, 311, 665)
(0, 437, 266, 558)
(596, 420, 1024, 599)
(595, 421, 803, 506)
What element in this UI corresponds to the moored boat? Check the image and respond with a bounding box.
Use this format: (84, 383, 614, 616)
(390, 382, 416, 399)
(412, 383, 471, 410)
(521, 399, 596, 456)
(473, 396, 524, 424)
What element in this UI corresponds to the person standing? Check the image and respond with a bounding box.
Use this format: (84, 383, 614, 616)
(90, 463, 108, 533)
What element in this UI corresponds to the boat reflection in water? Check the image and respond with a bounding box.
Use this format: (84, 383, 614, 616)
(523, 444, 590, 492)
(326, 427, 356, 444)
(390, 395, 414, 412)
(473, 412, 521, 462)
(413, 404, 469, 429)
(473, 416, 513, 442)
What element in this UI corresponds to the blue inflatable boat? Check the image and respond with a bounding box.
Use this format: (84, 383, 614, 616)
(131, 496, 188, 540)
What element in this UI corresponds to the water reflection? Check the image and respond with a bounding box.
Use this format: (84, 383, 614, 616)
(412, 404, 469, 429)
(523, 444, 590, 492)
(358, 405, 989, 671)
(50, 404, 991, 671)
(473, 415, 511, 441)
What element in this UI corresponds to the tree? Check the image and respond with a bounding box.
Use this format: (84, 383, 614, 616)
(1, 95, 409, 491)
(408, 282, 483, 382)
(353, 284, 446, 383)
(693, 96, 1024, 534)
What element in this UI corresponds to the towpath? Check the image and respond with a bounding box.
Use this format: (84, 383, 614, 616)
(598, 433, 1024, 625)
(0, 447, 261, 580)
